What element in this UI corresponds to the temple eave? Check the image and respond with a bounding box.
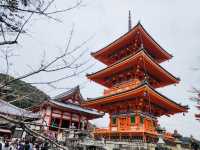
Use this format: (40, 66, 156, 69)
(91, 22, 172, 65)
(43, 100, 103, 118)
(87, 50, 179, 88)
(82, 83, 188, 115)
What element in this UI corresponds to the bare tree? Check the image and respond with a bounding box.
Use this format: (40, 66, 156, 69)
(0, 113, 69, 150)
(0, 0, 82, 45)
(0, 0, 94, 149)
(0, 0, 93, 100)
(0, 0, 89, 91)
(0, 29, 93, 90)
(190, 87, 200, 122)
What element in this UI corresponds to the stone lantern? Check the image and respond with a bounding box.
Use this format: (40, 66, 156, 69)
(156, 126, 166, 149)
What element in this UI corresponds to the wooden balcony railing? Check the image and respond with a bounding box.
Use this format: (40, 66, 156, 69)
(94, 125, 157, 135)
(164, 132, 174, 140)
(104, 79, 141, 96)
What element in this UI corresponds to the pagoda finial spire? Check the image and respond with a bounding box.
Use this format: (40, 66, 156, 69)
(128, 10, 132, 31)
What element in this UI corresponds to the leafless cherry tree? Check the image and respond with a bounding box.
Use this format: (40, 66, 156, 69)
(0, 0, 94, 149)
(0, 0, 82, 45)
(190, 87, 200, 122)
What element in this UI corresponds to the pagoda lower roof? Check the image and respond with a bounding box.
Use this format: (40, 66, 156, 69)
(82, 83, 188, 115)
(91, 22, 172, 65)
(87, 50, 179, 88)
(43, 100, 103, 118)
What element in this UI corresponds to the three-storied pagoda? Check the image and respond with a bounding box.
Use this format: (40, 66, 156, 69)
(82, 17, 188, 142)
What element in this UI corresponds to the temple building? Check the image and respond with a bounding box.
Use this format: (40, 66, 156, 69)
(82, 18, 188, 143)
(31, 86, 102, 139)
(0, 99, 39, 138)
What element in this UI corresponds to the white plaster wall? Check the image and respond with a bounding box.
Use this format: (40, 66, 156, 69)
(52, 113, 61, 118)
(46, 106, 51, 115)
(63, 115, 70, 120)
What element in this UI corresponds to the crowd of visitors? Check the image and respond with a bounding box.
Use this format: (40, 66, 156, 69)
(0, 138, 49, 150)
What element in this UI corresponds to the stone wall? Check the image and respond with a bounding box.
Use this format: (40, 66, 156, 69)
(100, 142, 191, 150)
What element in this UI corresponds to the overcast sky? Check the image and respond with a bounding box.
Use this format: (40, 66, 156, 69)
(1, 0, 200, 139)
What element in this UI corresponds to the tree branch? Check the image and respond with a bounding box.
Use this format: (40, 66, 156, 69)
(0, 113, 68, 150)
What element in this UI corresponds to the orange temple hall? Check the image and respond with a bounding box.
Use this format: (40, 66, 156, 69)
(82, 22, 188, 142)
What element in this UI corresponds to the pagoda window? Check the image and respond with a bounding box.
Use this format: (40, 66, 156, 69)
(126, 72, 132, 81)
(140, 116, 144, 124)
(49, 117, 60, 131)
(126, 47, 131, 55)
(118, 74, 124, 82)
(107, 37, 143, 64)
(111, 116, 117, 125)
(130, 114, 135, 125)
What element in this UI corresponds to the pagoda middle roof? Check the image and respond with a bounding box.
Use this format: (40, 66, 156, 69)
(91, 22, 172, 65)
(82, 83, 188, 116)
(87, 50, 179, 88)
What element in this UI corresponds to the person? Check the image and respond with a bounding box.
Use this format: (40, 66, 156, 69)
(24, 140, 30, 150)
(3, 140, 10, 150)
(12, 139, 18, 150)
(29, 142, 33, 150)
(17, 141, 24, 150)
(0, 137, 3, 150)
(41, 142, 48, 150)
(0, 141, 2, 150)
(9, 142, 14, 150)
(44, 142, 49, 150)
(34, 143, 40, 150)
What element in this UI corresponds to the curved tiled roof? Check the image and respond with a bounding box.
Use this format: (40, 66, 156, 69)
(88, 50, 179, 88)
(83, 82, 188, 114)
(91, 22, 172, 65)
(53, 86, 83, 101)
(48, 100, 103, 117)
(0, 99, 40, 118)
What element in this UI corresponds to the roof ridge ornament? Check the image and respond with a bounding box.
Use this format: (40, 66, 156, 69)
(128, 10, 132, 31)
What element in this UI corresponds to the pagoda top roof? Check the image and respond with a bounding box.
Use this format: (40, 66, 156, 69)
(91, 22, 172, 65)
(87, 50, 179, 88)
(82, 82, 188, 116)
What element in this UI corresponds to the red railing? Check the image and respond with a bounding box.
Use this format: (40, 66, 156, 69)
(104, 79, 141, 96)
(94, 125, 157, 135)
